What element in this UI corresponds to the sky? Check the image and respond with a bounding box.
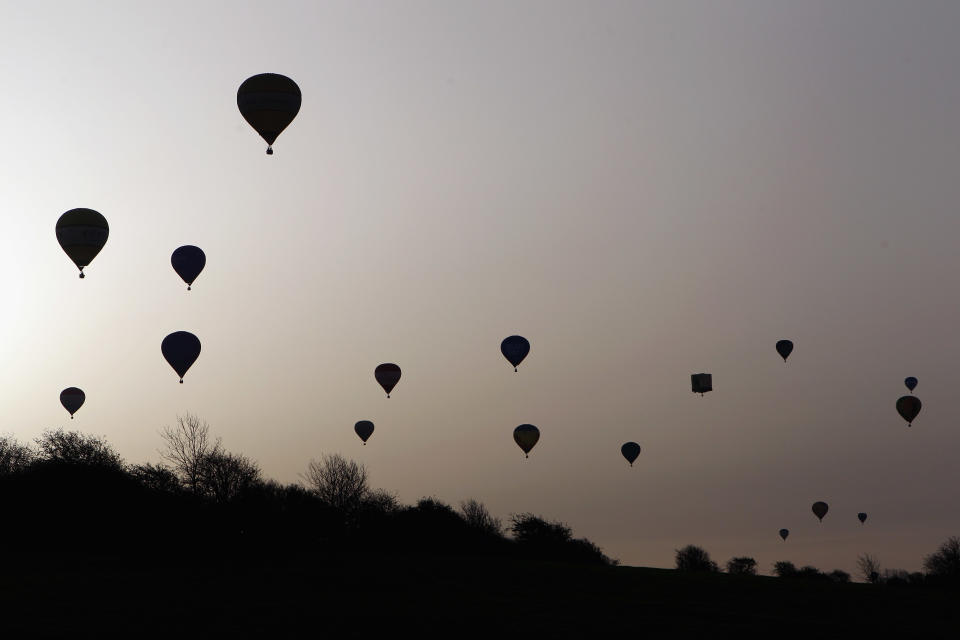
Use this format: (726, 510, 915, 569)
(2, 0, 960, 576)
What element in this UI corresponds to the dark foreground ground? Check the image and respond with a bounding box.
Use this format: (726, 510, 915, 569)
(0, 551, 956, 637)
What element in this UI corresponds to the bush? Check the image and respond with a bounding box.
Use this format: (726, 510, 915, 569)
(0, 435, 34, 475)
(34, 429, 124, 470)
(726, 557, 757, 575)
(510, 513, 612, 565)
(924, 536, 960, 582)
(461, 499, 503, 536)
(773, 561, 797, 577)
(828, 569, 851, 583)
(675, 545, 719, 572)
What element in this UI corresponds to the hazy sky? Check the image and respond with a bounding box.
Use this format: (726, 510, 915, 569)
(3, 1, 959, 575)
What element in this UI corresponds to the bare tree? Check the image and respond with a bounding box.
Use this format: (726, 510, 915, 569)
(159, 413, 222, 494)
(301, 454, 369, 510)
(0, 435, 34, 475)
(857, 553, 882, 583)
(198, 451, 261, 503)
(460, 499, 503, 536)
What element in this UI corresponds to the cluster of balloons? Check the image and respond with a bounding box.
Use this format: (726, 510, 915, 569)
(776, 499, 870, 541)
(896, 377, 922, 427)
(52, 74, 926, 557)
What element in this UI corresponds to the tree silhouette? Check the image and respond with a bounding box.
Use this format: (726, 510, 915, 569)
(198, 451, 261, 503)
(159, 413, 222, 494)
(35, 429, 124, 470)
(675, 545, 719, 572)
(857, 553, 882, 584)
(0, 435, 34, 475)
(302, 454, 369, 511)
(726, 557, 758, 575)
(924, 536, 960, 582)
(461, 499, 503, 536)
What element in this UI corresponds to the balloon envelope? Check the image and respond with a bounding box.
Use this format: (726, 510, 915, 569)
(237, 73, 301, 153)
(896, 395, 921, 425)
(621, 442, 641, 466)
(775, 339, 794, 361)
(691, 373, 712, 395)
(171, 245, 206, 290)
(858, 512, 867, 524)
(500, 335, 530, 371)
(56, 208, 108, 277)
(513, 424, 540, 458)
(812, 501, 829, 522)
(904, 376, 918, 392)
(779, 528, 789, 541)
(60, 387, 85, 418)
(355, 420, 374, 444)
(161, 331, 201, 382)
(375, 363, 401, 397)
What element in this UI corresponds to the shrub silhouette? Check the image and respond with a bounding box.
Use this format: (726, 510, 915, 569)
(301, 453, 369, 512)
(773, 561, 798, 577)
(35, 429, 124, 470)
(924, 536, 960, 583)
(726, 557, 758, 575)
(461, 499, 503, 536)
(675, 545, 719, 572)
(0, 435, 34, 475)
(857, 553, 882, 583)
(510, 513, 612, 565)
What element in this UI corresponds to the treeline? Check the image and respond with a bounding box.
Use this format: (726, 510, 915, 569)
(673, 542, 960, 587)
(0, 414, 612, 566)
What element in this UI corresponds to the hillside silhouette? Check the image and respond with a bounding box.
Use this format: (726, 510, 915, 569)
(1, 419, 958, 635)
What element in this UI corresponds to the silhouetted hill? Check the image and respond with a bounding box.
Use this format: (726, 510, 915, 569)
(0, 550, 956, 636)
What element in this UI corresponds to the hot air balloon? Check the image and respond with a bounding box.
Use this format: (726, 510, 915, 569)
(513, 424, 539, 458)
(896, 396, 921, 426)
(375, 363, 401, 398)
(691, 373, 712, 395)
(60, 387, 85, 419)
(500, 336, 530, 372)
(56, 208, 108, 278)
(161, 331, 201, 383)
(858, 512, 867, 524)
(776, 340, 794, 362)
(904, 377, 918, 393)
(355, 420, 374, 445)
(171, 246, 206, 290)
(812, 501, 829, 522)
(779, 528, 789, 541)
(237, 73, 301, 155)
(621, 442, 640, 466)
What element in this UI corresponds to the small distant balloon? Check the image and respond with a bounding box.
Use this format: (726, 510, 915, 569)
(775, 340, 793, 362)
(56, 208, 108, 278)
(513, 424, 540, 458)
(812, 501, 829, 522)
(858, 512, 867, 524)
(621, 442, 641, 466)
(691, 373, 712, 395)
(237, 73, 301, 155)
(896, 396, 921, 426)
(355, 420, 374, 445)
(171, 245, 206, 290)
(904, 377, 918, 393)
(500, 335, 530, 372)
(161, 331, 201, 383)
(779, 528, 789, 541)
(375, 363, 401, 398)
(60, 387, 85, 419)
